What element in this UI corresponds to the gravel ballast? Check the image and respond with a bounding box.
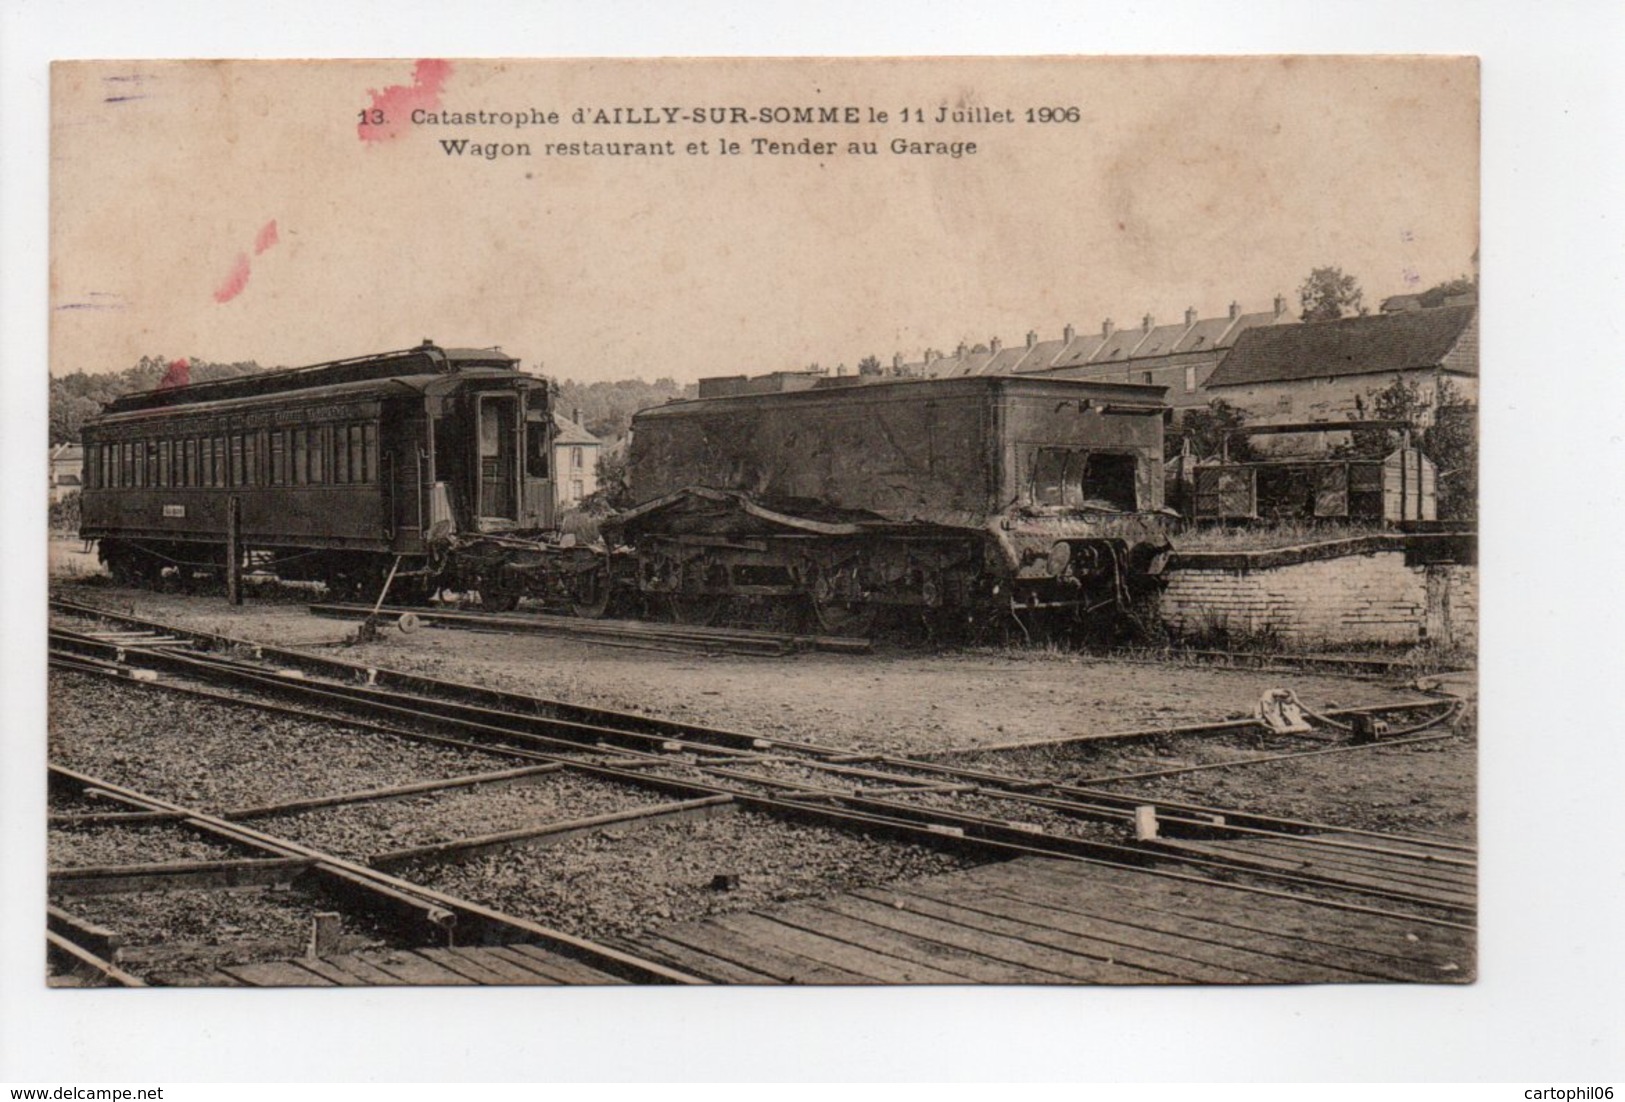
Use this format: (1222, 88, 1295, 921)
(50, 670, 515, 811)
(49, 824, 249, 869)
(260, 773, 673, 859)
(405, 810, 987, 941)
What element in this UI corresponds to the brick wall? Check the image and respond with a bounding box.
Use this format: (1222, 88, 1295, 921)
(1159, 546, 1477, 649)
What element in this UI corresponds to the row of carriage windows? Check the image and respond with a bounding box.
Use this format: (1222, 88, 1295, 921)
(88, 423, 379, 491)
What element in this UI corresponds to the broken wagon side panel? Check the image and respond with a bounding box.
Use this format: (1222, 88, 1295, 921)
(628, 382, 1003, 526)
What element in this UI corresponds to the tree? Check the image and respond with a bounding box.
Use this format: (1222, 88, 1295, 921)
(1169, 399, 1257, 462)
(1298, 266, 1365, 322)
(856, 355, 883, 376)
(1423, 379, 1476, 520)
(552, 376, 693, 441)
(1345, 375, 1477, 519)
(1417, 274, 1478, 309)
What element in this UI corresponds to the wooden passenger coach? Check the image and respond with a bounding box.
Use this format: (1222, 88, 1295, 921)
(80, 342, 557, 595)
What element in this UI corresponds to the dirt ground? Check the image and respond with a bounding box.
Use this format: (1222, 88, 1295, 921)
(47, 536, 1477, 838)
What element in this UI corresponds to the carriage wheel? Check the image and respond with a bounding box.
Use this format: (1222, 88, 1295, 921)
(105, 544, 156, 589)
(667, 594, 725, 626)
(481, 587, 521, 614)
(808, 568, 877, 636)
(809, 594, 878, 637)
(570, 563, 613, 619)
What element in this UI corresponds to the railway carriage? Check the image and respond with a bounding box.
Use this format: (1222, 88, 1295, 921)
(612, 374, 1175, 634)
(82, 345, 1175, 636)
(79, 342, 570, 602)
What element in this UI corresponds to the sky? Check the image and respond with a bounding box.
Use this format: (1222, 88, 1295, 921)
(50, 56, 1478, 382)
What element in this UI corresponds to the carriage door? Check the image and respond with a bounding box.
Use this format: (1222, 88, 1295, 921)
(476, 394, 519, 523)
(521, 398, 554, 529)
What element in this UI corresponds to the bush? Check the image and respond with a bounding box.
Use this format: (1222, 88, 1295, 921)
(49, 491, 82, 534)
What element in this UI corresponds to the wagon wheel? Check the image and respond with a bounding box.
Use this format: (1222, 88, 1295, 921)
(809, 592, 877, 637)
(667, 594, 725, 626)
(809, 568, 877, 637)
(569, 562, 613, 619)
(107, 545, 161, 589)
(480, 585, 522, 614)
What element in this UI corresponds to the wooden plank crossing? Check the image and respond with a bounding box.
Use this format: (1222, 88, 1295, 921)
(1147, 832, 1477, 911)
(625, 856, 1476, 985)
(208, 943, 638, 986)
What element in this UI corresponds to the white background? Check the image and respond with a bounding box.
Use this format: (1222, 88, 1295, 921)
(3, 0, 1622, 1084)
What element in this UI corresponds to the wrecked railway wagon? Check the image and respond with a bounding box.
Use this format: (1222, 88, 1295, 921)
(78, 341, 607, 611)
(611, 374, 1175, 633)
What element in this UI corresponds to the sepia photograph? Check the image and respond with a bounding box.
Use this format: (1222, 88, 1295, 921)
(40, 54, 1485, 993)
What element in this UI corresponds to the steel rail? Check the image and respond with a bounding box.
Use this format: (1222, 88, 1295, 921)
(47, 763, 705, 985)
(51, 649, 1475, 928)
(50, 608, 1476, 916)
(53, 633, 1467, 863)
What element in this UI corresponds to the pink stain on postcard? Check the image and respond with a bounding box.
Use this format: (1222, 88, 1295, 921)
(357, 60, 452, 143)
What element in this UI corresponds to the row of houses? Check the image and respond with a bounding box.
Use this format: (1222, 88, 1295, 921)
(706, 294, 1479, 437)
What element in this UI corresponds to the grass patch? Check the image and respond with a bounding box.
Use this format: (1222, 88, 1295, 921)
(1170, 519, 1392, 553)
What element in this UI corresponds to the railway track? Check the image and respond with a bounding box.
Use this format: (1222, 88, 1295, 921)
(50, 597, 1477, 935)
(308, 600, 874, 657)
(47, 763, 704, 986)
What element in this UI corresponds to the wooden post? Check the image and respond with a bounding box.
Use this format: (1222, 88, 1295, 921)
(226, 495, 242, 606)
(309, 912, 343, 958)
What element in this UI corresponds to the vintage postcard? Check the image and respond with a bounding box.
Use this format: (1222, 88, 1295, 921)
(45, 56, 1479, 992)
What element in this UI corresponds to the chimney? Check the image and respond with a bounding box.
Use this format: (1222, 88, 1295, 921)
(1063, 323, 1076, 343)
(1273, 294, 1287, 317)
(1142, 313, 1155, 332)
(956, 341, 968, 357)
(1026, 330, 1038, 348)
(1185, 306, 1198, 326)
(572, 407, 582, 425)
(893, 352, 904, 369)
(1228, 301, 1241, 320)
(990, 336, 1002, 353)
(1102, 318, 1114, 338)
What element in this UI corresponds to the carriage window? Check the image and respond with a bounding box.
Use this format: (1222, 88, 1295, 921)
(346, 425, 361, 483)
(270, 432, 285, 485)
(309, 426, 325, 483)
(525, 421, 549, 478)
(1070, 452, 1139, 510)
(363, 423, 377, 483)
(1031, 448, 1139, 511)
(292, 429, 307, 485)
(215, 437, 227, 487)
(157, 441, 170, 487)
(1032, 448, 1069, 506)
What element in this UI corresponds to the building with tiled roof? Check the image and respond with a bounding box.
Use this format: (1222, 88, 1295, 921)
(50, 443, 84, 504)
(552, 411, 603, 509)
(1021, 297, 1296, 414)
(1203, 303, 1478, 430)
